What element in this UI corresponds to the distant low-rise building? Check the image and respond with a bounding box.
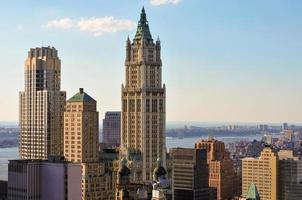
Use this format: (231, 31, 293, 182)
(7, 156, 81, 200)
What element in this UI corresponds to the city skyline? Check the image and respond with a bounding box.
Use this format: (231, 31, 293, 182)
(1, 1, 302, 123)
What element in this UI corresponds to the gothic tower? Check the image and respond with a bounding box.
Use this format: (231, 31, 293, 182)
(121, 7, 166, 182)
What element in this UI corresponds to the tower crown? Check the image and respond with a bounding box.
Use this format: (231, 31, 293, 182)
(134, 7, 153, 41)
(67, 88, 96, 103)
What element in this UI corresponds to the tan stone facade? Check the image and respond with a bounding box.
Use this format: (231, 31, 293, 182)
(19, 47, 66, 159)
(64, 89, 105, 200)
(242, 146, 278, 200)
(64, 91, 99, 163)
(121, 8, 166, 182)
(195, 138, 235, 200)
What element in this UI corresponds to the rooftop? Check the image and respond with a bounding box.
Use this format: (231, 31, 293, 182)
(67, 88, 96, 103)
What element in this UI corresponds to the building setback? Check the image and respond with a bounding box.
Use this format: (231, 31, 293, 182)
(120, 7, 166, 182)
(19, 47, 66, 159)
(103, 111, 121, 146)
(7, 156, 81, 200)
(195, 138, 235, 200)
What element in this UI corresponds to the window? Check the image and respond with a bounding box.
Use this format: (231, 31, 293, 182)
(146, 99, 150, 112)
(152, 99, 157, 112)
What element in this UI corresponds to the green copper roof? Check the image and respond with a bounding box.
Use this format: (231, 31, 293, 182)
(134, 7, 153, 41)
(246, 183, 260, 200)
(67, 88, 96, 103)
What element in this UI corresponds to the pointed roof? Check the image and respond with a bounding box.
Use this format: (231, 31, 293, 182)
(246, 183, 260, 200)
(134, 7, 153, 41)
(67, 88, 96, 103)
(153, 158, 167, 181)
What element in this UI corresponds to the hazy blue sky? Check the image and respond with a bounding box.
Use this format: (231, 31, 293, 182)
(0, 0, 302, 123)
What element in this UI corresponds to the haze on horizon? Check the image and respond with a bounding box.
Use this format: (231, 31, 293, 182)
(0, 0, 302, 123)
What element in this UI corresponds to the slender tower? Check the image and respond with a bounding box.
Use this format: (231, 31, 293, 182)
(121, 7, 166, 182)
(19, 47, 66, 159)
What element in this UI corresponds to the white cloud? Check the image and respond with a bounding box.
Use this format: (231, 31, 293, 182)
(47, 18, 74, 29)
(46, 17, 136, 36)
(77, 17, 135, 36)
(150, 0, 181, 6)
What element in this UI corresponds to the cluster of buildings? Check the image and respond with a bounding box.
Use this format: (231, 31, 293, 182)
(4, 8, 171, 200)
(2, 7, 302, 200)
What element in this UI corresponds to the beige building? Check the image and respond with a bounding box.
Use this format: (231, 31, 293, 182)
(64, 88, 105, 200)
(278, 150, 302, 200)
(19, 47, 66, 159)
(195, 138, 235, 200)
(121, 7, 166, 182)
(242, 145, 278, 200)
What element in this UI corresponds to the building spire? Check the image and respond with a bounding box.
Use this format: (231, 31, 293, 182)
(134, 6, 153, 41)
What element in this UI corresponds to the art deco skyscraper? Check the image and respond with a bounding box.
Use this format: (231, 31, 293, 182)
(19, 47, 66, 159)
(64, 88, 99, 163)
(64, 88, 104, 200)
(121, 7, 166, 182)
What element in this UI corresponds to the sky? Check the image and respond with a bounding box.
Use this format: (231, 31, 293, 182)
(0, 0, 302, 124)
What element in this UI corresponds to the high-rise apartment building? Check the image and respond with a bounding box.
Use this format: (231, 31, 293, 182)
(103, 111, 121, 146)
(195, 138, 235, 200)
(19, 47, 66, 159)
(278, 150, 302, 200)
(241, 145, 278, 200)
(121, 7, 166, 182)
(64, 88, 105, 200)
(170, 148, 213, 200)
(7, 156, 81, 200)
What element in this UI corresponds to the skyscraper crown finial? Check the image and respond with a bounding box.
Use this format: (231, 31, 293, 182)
(134, 7, 153, 41)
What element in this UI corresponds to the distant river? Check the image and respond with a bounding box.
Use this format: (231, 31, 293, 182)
(0, 135, 262, 180)
(0, 147, 18, 180)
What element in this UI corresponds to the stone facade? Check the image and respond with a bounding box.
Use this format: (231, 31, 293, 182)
(64, 88, 105, 200)
(121, 7, 166, 182)
(241, 146, 278, 200)
(19, 47, 66, 159)
(195, 138, 236, 200)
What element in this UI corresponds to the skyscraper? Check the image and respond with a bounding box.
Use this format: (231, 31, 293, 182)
(241, 145, 278, 200)
(195, 138, 235, 200)
(64, 88, 99, 163)
(19, 47, 66, 159)
(103, 111, 121, 146)
(170, 148, 212, 200)
(121, 7, 166, 182)
(64, 88, 105, 200)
